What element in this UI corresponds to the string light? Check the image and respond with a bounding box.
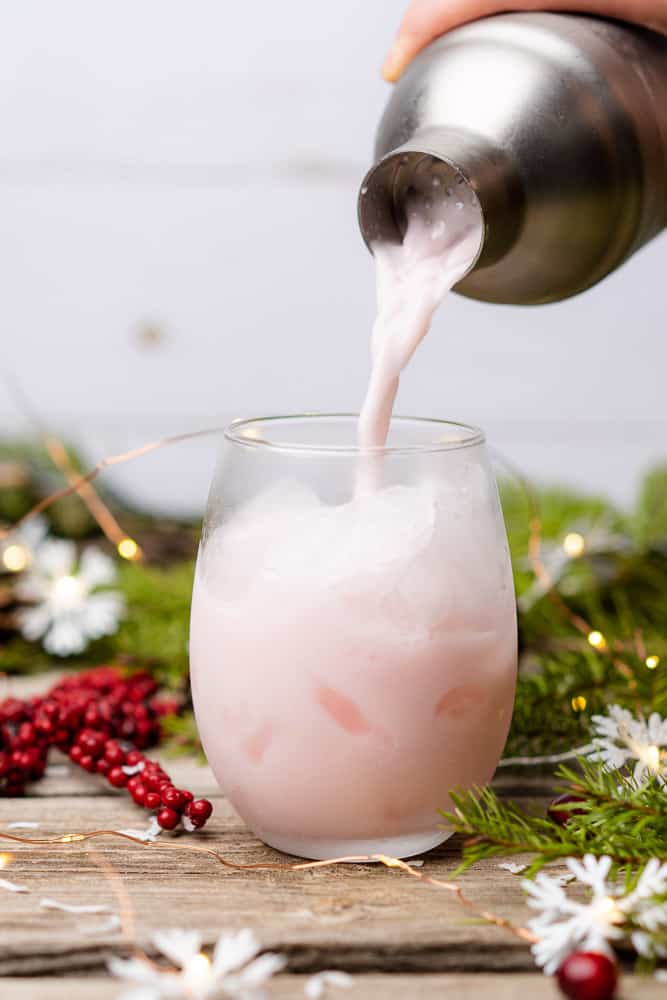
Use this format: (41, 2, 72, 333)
(183, 952, 213, 992)
(1, 543, 30, 573)
(636, 745, 662, 775)
(597, 895, 625, 925)
(0, 853, 12, 869)
(117, 537, 141, 561)
(587, 630, 607, 651)
(646, 655, 660, 670)
(571, 695, 587, 712)
(563, 532, 585, 558)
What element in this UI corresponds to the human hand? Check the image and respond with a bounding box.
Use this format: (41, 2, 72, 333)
(382, 0, 667, 80)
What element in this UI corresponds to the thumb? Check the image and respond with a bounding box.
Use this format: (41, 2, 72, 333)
(381, 0, 498, 82)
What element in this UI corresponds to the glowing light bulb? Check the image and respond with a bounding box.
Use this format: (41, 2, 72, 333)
(184, 953, 212, 991)
(376, 854, 403, 868)
(646, 655, 660, 670)
(597, 896, 624, 925)
(2, 543, 30, 573)
(117, 537, 140, 561)
(587, 631, 607, 651)
(638, 745, 661, 774)
(563, 532, 585, 558)
(52, 574, 85, 607)
(571, 695, 587, 712)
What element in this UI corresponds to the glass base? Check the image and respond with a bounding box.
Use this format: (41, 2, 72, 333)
(255, 827, 452, 861)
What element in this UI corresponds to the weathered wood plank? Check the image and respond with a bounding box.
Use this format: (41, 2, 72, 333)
(0, 673, 562, 977)
(0, 778, 552, 976)
(3, 973, 666, 1000)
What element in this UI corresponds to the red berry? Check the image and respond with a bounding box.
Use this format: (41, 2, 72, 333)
(181, 790, 194, 804)
(17, 722, 36, 746)
(35, 717, 54, 737)
(161, 786, 185, 812)
(69, 745, 83, 764)
(557, 952, 618, 1000)
(107, 766, 128, 788)
(548, 794, 586, 827)
(131, 783, 147, 805)
(156, 807, 180, 830)
(144, 791, 161, 810)
(187, 799, 213, 822)
(125, 750, 144, 766)
(96, 758, 111, 776)
(126, 775, 143, 793)
(104, 741, 125, 766)
(79, 754, 96, 773)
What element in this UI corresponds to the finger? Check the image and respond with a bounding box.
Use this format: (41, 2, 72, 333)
(381, 0, 667, 82)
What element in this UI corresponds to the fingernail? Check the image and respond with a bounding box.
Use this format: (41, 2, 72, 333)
(381, 36, 413, 83)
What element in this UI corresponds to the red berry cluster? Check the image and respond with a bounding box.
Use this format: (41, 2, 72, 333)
(0, 666, 212, 832)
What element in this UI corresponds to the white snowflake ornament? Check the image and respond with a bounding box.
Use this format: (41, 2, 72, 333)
(524, 854, 667, 973)
(588, 705, 667, 785)
(109, 927, 285, 1000)
(16, 539, 124, 656)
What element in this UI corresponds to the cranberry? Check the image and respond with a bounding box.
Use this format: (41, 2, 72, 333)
(156, 807, 180, 830)
(69, 745, 83, 764)
(144, 791, 161, 810)
(131, 783, 147, 805)
(161, 786, 185, 812)
(557, 952, 618, 1000)
(96, 758, 112, 776)
(104, 741, 126, 766)
(124, 750, 144, 767)
(17, 722, 36, 746)
(548, 793, 586, 827)
(107, 766, 128, 788)
(187, 799, 213, 822)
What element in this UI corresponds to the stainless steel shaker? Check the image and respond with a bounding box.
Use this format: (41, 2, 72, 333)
(358, 13, 667, 304)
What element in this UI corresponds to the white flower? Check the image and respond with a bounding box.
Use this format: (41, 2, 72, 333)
(109, 927, 285, 1000)
(15, 539, 124, 656)
(524, 854, 667, 973)
(304, 971, 353, 998)
(588, 705, 667, 785)
(523, 855, 624, 974)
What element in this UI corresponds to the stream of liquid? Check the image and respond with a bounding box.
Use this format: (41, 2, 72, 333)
(358, 171, 483, 452)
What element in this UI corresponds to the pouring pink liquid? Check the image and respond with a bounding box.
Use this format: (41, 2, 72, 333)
(190, 167, 517, 859)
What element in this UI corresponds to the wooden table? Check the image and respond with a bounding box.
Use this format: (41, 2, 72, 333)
(1, 675, 662, 999)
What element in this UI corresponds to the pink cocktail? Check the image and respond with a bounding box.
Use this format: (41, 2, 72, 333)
(190, 415, 517, 860)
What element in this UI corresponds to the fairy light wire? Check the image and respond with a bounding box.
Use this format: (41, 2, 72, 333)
(0, 827, 535, 945)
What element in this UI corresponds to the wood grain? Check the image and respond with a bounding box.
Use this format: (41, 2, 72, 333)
(3, 974, 666, 1000)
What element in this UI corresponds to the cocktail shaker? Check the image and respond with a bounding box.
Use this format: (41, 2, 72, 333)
(358, 13, 667, 304)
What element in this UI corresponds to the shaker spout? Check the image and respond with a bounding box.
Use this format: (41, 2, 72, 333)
(358, 13, 667, 305)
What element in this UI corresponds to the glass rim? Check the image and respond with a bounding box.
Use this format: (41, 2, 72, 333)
(224, 413, 485, 455)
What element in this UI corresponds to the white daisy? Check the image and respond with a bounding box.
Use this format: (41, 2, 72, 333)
(15, 539, 124, 656)
(109, 927, 285, 1000)
(588, 705, 667, 785)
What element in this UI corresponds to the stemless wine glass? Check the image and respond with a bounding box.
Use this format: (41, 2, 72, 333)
(190, 414, 517, 860)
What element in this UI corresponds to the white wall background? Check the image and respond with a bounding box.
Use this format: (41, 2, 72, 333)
(0, 1, 664, 514)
